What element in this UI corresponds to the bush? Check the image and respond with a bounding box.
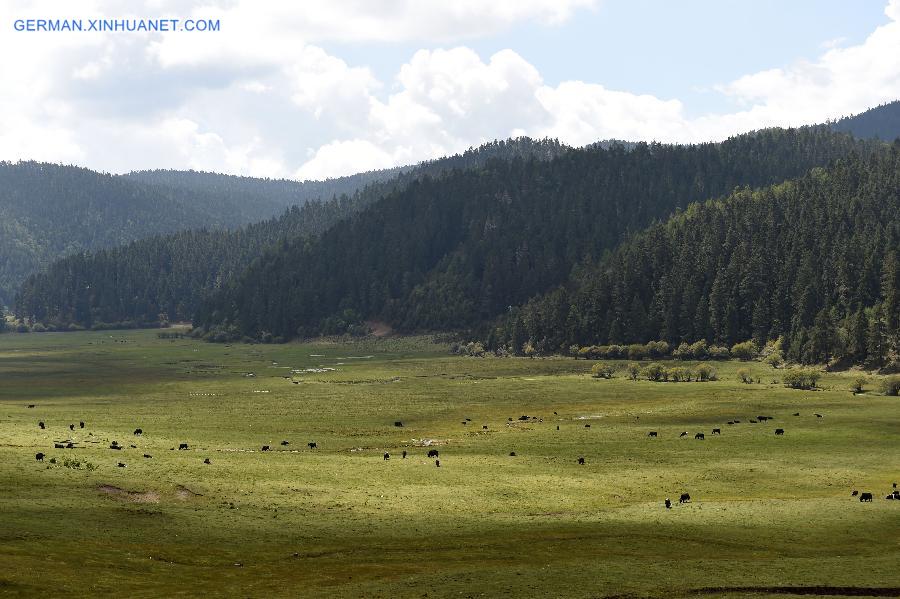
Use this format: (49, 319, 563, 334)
(31, 322, 47, 333)
(782, 368, 821, 390)
(764, 350, 784, 368)
(647, 340, 670, 358)
(643, 362, 665, 382)
(465, 341, 486, 357)
(672, 342, 691, 360)
(626, 362, 641, 380)
(668, 366, 692, 382)
(627, 344, 648, 361)
(881, 375, 900, 396)
(708, 345, 730, 360)
(606, 345, 627, 359)
(16, 323, 29, 333)
(737, 368, 753, 384)
(731, 340, 759, 361)
(696, 364, 716, 381)
(689, 340, 709, 360)
(591, 363, 616, 379)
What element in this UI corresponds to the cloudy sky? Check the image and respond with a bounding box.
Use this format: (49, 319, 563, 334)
(1, 0, 898, 180)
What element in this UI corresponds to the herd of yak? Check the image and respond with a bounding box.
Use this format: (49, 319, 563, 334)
(25, 403, 899, 505)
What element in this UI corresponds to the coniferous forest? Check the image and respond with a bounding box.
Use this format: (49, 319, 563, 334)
(6, 104, 900, 368)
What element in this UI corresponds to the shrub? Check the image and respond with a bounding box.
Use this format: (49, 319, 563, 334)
(591, 363, 616, 379)
(522, 341, 536, 358)
(466, 341, 486, 357)
(668, 366, 692, 382)
(764, 350, 784, 368)
(708, 345, 730, 360)
(881, 375, 900, 396)
(606, 345, 627, 359)
(672, 342, 691, 360)
(643, 362, 665, 382)
(731, 340, 759, 361)
(647, 340, 670, 358)
(851, 377, 867, 393)
(689, 340, 709, 360)
(782, 368, 821, 390)
(696, 364, 716, 381)
(31, 322, 47, 333)
(737, 368, 753, 384)
(626, 362, 641, 380)
(627, 344, 648, 361)
(16, 323, 29, 333)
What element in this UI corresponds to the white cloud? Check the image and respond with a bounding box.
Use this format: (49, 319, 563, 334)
(0, 0, 898, 180)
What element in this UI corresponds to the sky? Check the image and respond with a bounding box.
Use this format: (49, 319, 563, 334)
(0, 0, 898, 181)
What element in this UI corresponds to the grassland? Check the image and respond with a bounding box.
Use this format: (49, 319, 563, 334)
(0, 329, 898, 598)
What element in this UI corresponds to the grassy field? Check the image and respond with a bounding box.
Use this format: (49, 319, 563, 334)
(0, 329, 898, 598)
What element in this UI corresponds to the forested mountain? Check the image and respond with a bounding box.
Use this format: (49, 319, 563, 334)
(193, 126, 874, 341)
(15, 138, 570, 328)
(123, 167, 407, 212)
(831, 100, 900, 141)
(3, 138, 568, 310)
(491, 144, 900, 366)
(0, 161, 274, 305)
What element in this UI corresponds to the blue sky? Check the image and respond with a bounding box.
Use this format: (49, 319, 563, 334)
(0, 0, 897, 179)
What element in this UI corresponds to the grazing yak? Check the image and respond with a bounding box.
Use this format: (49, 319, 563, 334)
(308, 442, 317, 449)
(679, 493, 691, 503)
(79, 422, 84, 428)
(680, 431, 688, 437)
(143, 454, 152, 459)
(178, 443, 189, 450)
(775, 428, 785, 435)
(427, 449, 439, 458)
(117, 462, 126, 468)
(577, 457, 585, 465)
(712, 428, 721, 435)
(648, 431, 657, 438)
(110, 444, 121, 450)
(584, 424, 591, 428)
(261, 445, 270, 452)
(435, 460, 441, 467)
(851, 490, 859, 496)
(281, 440, 289, 446)
(695, 433, 705, 440)
(69, 424, 74, 431)
(383, 453, 390, 460)
(39, 421, 45, 429)
(509, 451, 517, 457)
(27, 404, 35, 409)
(860, 492, 873, 502)
(402, 450, 407, 459)
(483, 425, 489, 430)
(793, 412, 800, 416)
(815, 413, 823, 418)
(66, 443, 74, 449)
(394, 421, 403, 427)
(134, 428, 143, 436)
(204, 458, 211, 465)
(35, 452, 44, 462)
(664, 498, 671, 509)
(54, 443, 65, 449)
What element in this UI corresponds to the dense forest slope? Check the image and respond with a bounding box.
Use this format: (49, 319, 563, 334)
(831, 100, 900, 141)
(14, 139, 569, 328)
(490, 144, 899, 365)
(193, 126, 873, 341)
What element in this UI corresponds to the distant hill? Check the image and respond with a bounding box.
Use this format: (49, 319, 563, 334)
(831, 100, 900, 141)
(15, 138, 570, 328)
(495, 143, 899, 366)
(123, 167, 409, 211)
(192, 126, 874, 342)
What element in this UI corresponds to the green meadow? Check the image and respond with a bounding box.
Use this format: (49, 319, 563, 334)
(0, 329, 898, 598)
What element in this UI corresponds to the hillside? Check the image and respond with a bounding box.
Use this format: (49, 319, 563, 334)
(14, 138, 570, 328)
(193, 126, 874, 341)
(831, 100, 900, 141)
(492, 143, 900, 366)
